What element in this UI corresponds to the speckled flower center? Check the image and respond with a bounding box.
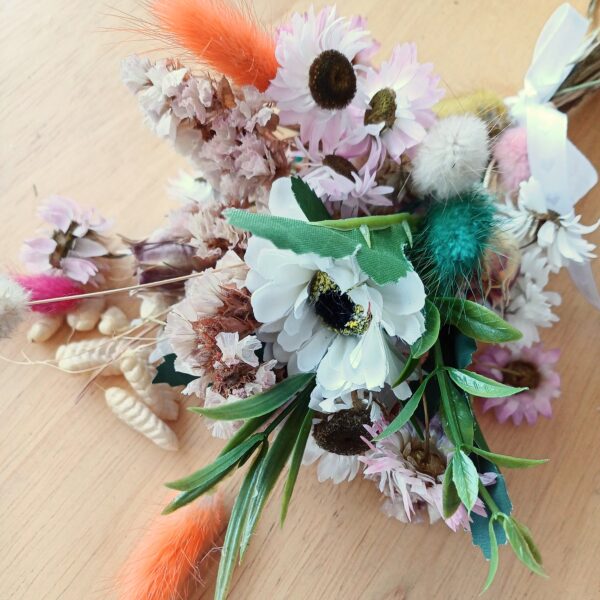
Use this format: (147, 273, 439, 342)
(309, 49, 357, 110)
(323, 154, 357, 181)
(364, 88, 397, 130)
(309, 271, 371, 335)
(313, 408, 371, 455)
(503, 360, 541, 390)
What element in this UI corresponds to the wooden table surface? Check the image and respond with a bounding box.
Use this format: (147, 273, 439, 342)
(1, 1, 600, 598)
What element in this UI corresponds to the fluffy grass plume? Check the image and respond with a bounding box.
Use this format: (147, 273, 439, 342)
(152, 0, 278, 91)
(118, 494, 226, 600)
(0, 274, 29, 338)
(14, 274, 83, 315)
(411, 191, 497, 298)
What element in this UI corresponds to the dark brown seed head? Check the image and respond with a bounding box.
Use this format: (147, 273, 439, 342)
(364, 88, 397, 130)
(323, 154, 357, 181)
(309, 49, 357, 110)
(313, 408, 372, 456)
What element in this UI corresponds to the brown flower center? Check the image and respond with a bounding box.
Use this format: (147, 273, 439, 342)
(309, 49, 357, 110)
(364, 88, 397, 130)
(322, 154, 357, 181)
(404, 441, 447, 479)
(503, 360, 541, 389)
(313, 408, 371, 456)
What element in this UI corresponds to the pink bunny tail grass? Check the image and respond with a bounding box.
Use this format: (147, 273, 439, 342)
(13, 274, 84, 314)
(118, 494, 227, 600)
(493, 126, 530, 193)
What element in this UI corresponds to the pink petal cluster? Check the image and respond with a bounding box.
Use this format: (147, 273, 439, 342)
(493, 126, 530, 193)
(472, 343, 560, 425)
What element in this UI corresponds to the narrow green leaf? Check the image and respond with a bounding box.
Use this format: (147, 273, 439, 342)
(503, 518, 546, 577)
(435, 297, 522, 343)
(375, 374, 432, 440)
(513, 519, 543, 565)
(219, 412, 274, 456)
(391, 353, 420, 387)
(152, 353, 198, 387)
(411, 299, 440, 358)
(214, 442, 269, 600)
(189, 373, 315, 420)
(166, 436, 262, 492)
(482, 518, 500, 592)
(281, 408, 314, 525)
(447, 368, 526, 398)
(451, 450, 479, 512)
(448, 377, 475, 448)
(313, 212, 417, 231)
(442, 461, 461, 519)
(239, 399, 310, 559)
(290, 177, 330, 222)
(469, 446, 548, 469)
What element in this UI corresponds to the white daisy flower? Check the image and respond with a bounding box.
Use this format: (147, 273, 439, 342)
(503, 177, 599, 271)
(302, 432, 362, 484)
(244, 179, 426, 401)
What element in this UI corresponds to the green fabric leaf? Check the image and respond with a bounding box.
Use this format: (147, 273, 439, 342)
(375, 374, 433, 440)
(152, 353, 198, 387)
(483, 518, 500, 592)
(214, 442, 269, 600)
(455, 332, 477, 369)
(165, 436, 263, 492)
(281, 408, 314, 526)
(189, 373, 315, 420)
(225, 209, 411, 285)
(435, 297, 522, 343)
(442, 461, 461, 519)
(447, 368, 526, 398)
(410, 299, 440, 358)
(451, 450, 479, 512)
(239, 397, 310, 559)
(468, 446, 548, 469)
(219, 412, 274, 456)
(503, 517, 546, 577)
(291, 177, 330, 221)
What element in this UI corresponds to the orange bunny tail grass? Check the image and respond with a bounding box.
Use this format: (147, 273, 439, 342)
(151, 0, 278, 91)
(118, 494, 227, 600)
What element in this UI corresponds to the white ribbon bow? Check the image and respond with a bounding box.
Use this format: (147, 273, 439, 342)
(507, 3, 600, 308)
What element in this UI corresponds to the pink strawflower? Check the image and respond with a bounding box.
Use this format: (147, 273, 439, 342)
(472, 343, 561, 425)
(267, 6, 375, 154)
(13, 274, 83, 315)
(493, 126, 530, 193)
(21, 196, 111, 284)
(350, 43, 444, 162)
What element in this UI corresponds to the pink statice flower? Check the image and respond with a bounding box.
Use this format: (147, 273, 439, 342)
(267, 6, 376, 154)
(472, 343, 561, 425)
(493, 126, 530, 193)
(351, 43, 444, 162)
(21, 196, 111, 284)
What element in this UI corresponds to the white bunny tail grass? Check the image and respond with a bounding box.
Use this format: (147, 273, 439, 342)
(412, 114, 490, 201)
(0, 275, 29, 339)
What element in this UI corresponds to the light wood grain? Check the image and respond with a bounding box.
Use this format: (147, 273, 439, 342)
(1, 1, 599, 599)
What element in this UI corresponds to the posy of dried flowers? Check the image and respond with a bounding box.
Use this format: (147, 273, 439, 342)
(1, 1, 600, 598)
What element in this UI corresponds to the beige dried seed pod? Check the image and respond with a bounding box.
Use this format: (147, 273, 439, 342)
(66, 297, 106, 331)
(139, 293, 170, 320)
(104, 387, 179, 451)
(27, 314, 64, 343)
(98, 306, 129, 336)
(56, 338, 129, 375)
(120, 352, 180, 421)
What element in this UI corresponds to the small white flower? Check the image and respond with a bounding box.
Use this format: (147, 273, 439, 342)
(503, 177, 599, 271)
(0, 275, 29, 338)
(215, 332, 261, 368)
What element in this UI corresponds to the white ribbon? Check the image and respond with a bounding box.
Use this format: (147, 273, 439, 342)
(507, 3, 600, 308)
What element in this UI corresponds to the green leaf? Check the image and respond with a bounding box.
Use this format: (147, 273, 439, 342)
(152, 353, 198, 387)
(391, 353, 420, 387)
(448, 378, 475, 448)
(442, 461, 461, 519)
(455, 332, 477, 369)
(214, 442, 269, 600)
(375, 374, 432, 440)
(219, 413, 274, 456)
(239, 398, 310, 559)
(291, 177, 330, 222)
(447, 368, 526, 398)
(435, 297, 522, 343)
(451, 450, 479, 512)
(503, 517, 546, 577)
(165, 436, 262, 492)
(313, 212, 417, 231)
(281, 408, 314, 525)
(410, 299, 440, 358)
(189, 373, 315, 420)
(469, 446, 548, 469)
(225, 208, 411, 285)
(482, 518, 500, 592)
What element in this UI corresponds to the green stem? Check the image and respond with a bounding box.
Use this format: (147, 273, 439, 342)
(313, 212, 419, 231)
(478, 481, 501, 516)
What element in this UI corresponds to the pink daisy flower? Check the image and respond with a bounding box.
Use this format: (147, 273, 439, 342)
(350, 43, 444, 162)
(472, 343, 561, 425)
(267, 6, 376, 154)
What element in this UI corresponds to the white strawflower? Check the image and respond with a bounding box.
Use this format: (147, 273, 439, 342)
(412, 114, 490, 200)
(0, 275, 29, 338)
